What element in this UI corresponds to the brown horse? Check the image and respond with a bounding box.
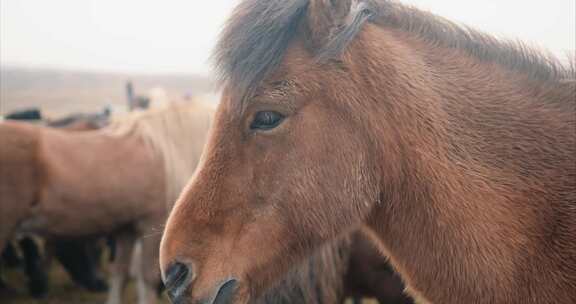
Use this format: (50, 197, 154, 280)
(1, 102, 214, 304)
(160, 0, 576, 303)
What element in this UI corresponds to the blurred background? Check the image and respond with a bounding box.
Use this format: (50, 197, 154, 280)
(0, 1, 574, 303)
(1, 0, 574, 116)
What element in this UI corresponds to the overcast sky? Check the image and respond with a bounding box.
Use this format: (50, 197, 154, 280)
(1, 0, 574, 76)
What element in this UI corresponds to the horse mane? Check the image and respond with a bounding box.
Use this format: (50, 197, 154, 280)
(213, 0, 308, 101)
(214, 0, 575, 103)
(105, 102, 215, 205)
(367, 1, 574, 81)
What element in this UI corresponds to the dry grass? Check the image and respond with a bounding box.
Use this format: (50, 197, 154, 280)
(1, 262, 377, 303)
(1, 259, 171, 304)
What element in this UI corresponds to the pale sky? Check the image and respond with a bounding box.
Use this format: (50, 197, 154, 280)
(1, 0, 574, 76)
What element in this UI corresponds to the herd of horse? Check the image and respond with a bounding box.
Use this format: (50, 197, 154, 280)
(1, 102, 215, 303)
(2, 0, 576, 303)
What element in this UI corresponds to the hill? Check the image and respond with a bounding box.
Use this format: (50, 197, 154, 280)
(0, 67, 216, 116)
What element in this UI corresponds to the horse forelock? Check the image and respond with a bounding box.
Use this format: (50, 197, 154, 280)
(214, 0, 574, 110)
(213, 0, 309, 106)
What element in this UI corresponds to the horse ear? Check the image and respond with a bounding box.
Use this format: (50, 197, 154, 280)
(307, 0, 350, 43)
(307, 0, 376, 59)
(308, 0, 354, 20)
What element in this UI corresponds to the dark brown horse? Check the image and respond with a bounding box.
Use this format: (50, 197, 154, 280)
(46, 108, 111, 130)
(346, 233, 412, 304)
(160, 0, 575, 303)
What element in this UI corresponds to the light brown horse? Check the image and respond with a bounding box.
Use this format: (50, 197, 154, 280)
(160, 0, 576, 303)
(1, 112, 111, 298)
(1, 102, 214, 304)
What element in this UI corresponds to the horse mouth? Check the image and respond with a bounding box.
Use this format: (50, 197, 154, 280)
(211, 279, 238, 304)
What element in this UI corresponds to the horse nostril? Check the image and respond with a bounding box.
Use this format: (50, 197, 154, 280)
(163, 261, 193, 301)
(213, 279, 238, 304)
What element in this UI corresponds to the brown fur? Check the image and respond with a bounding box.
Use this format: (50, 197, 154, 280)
(161, 1, 576, 303)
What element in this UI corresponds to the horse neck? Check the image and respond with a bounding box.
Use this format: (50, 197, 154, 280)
(358, 27, 576, 303)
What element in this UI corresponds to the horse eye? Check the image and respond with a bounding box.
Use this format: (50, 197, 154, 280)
(250, 111, 284, 130)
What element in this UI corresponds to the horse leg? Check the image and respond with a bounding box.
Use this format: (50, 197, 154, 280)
(0, 263, 6, 290)
(53, 238, 108, 292)
(20, 237, 49, 299)
(106, 229, 136, 304)
(107, 235, 117, 262)
(2, 242, 22, 268)
(135, 232, 162, 304)
(0, 234, 11, 290)
(85, 238, 109, 292)
(351, 297, 363, 304)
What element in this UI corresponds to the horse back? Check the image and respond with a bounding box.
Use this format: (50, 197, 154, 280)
(30, 126, 165, 237)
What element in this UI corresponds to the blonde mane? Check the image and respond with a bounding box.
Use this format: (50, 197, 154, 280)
(105, 101, 215, 206)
